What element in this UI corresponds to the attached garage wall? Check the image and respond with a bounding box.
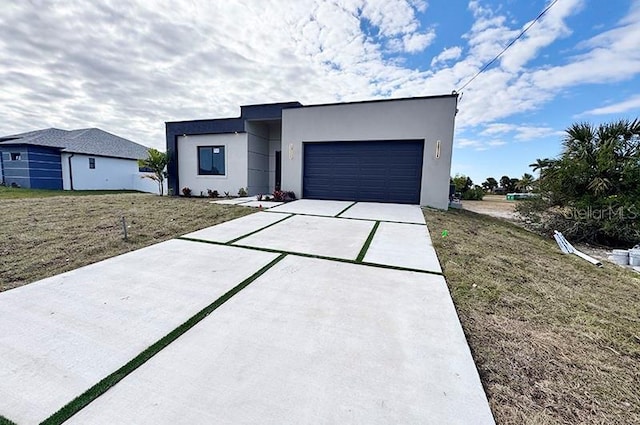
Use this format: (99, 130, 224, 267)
(281, 96, 457, 209)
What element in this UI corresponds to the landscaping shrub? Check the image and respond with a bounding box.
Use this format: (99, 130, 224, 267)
(517, 119, 640, 246)
(461, 186, 484, 200)
(273, 190, 296, 202)
(181, 187, 192, 197)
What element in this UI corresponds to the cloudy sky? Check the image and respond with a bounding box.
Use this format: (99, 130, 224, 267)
(1, 0, 639, 184)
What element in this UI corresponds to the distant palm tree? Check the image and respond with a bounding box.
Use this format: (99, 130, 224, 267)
(516, 173, 535, 192)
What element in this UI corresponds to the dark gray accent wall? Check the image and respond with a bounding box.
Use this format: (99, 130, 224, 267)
(165, 102, 302, 196)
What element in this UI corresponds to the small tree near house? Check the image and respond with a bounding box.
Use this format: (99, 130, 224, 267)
(138, 148, 169, 196)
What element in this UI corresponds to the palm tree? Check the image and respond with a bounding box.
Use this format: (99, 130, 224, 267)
(562, 119, 640, 197)
(516, 173, 535, 192)
(529, 158, 556, 179)
(138, 148, 170, 196)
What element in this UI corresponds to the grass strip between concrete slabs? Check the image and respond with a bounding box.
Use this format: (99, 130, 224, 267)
(41, 253, 287, 425)
(180, 231, 443, 277)
(225, 214, 294, 245)
(356, 221, 380, 262)
(334, 202, 356, 217)
(263, 209, 425, 225)
(0, 415, 17, 425)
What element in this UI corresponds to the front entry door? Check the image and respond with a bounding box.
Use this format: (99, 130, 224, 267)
(275, 150, 281, 191)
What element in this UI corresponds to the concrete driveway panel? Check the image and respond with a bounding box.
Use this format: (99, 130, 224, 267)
(364, 222, 442, 273)
(339, 202, 426, 224)
(182, 211, 290, 243)
(0, 240, 278, 425)
(234, 214, 373, 260)
(267, 199, 354, 216)
(66, 255, 494, 425)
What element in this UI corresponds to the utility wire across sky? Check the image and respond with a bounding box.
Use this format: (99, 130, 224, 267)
(456, 0, 560, 92)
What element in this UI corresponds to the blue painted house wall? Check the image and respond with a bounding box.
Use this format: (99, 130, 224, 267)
(0, 145, 63, 189)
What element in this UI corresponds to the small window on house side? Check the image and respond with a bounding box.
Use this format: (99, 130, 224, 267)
(89, 158, 95, 169)
(10, 153, 21, 161)
(198, 146, 225, 175)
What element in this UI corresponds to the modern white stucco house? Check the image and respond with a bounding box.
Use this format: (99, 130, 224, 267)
(166, 94, 458, 209)
(0, 128, 161, 193)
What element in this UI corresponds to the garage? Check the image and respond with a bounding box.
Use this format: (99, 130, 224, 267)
(303, 140, 424, 204)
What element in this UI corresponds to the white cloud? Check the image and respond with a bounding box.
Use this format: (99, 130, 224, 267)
(455, 137, 505, 151)
(530, 1, 640, 90)
(499, 0, 583, 72)
(402, 30, 436, 53)
(480, 123, 561, 141)
(0, 0, 639, 154)
(582, 94, 640, 115)
(431, 46, 462, 67)
(487, 140, 507, 146)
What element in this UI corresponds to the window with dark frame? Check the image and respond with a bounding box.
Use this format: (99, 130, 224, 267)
(10, 152, 21, 161)
(89, 157, 95, 169)
(198, 146, 225, 175)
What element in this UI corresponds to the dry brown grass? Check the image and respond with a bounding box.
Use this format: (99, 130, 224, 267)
(0, 193, 253, 291)
(425, 208, 640, 424)
(463, 195, 518, 220)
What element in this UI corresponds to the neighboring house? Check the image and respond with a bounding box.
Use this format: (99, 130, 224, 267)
(166, 94, 458, 209)
(0, 128, 160, 193)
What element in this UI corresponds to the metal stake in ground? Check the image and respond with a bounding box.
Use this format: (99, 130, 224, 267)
(122, 216, 128, 240)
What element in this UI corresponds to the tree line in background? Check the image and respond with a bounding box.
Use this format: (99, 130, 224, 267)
(454, 119, 639, 246)
(451, 172, 536, 200)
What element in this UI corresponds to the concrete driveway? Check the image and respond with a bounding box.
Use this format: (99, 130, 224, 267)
(0, 200, 494, 425)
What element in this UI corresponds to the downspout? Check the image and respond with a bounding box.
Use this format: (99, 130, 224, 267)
(68, 153, 74, 190)
(0, 151, 5, 185)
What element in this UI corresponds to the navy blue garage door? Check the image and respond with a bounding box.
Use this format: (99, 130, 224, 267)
(303, 140, 424, 204)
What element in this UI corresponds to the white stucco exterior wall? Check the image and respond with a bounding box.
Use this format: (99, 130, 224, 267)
(177, 133, 248, 196)
(60, 153, 158, 192)
(281, 96, 458, 209)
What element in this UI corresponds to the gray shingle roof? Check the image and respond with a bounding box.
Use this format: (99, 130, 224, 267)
(0, 128, 150, 160)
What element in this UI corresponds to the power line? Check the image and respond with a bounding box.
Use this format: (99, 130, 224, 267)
(456, 0, 560, 92)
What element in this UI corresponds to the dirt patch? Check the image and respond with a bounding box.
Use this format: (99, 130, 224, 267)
(425, 208, 640, 424)
(0, 193, 254, 291)
(462, 195, 519, 221)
